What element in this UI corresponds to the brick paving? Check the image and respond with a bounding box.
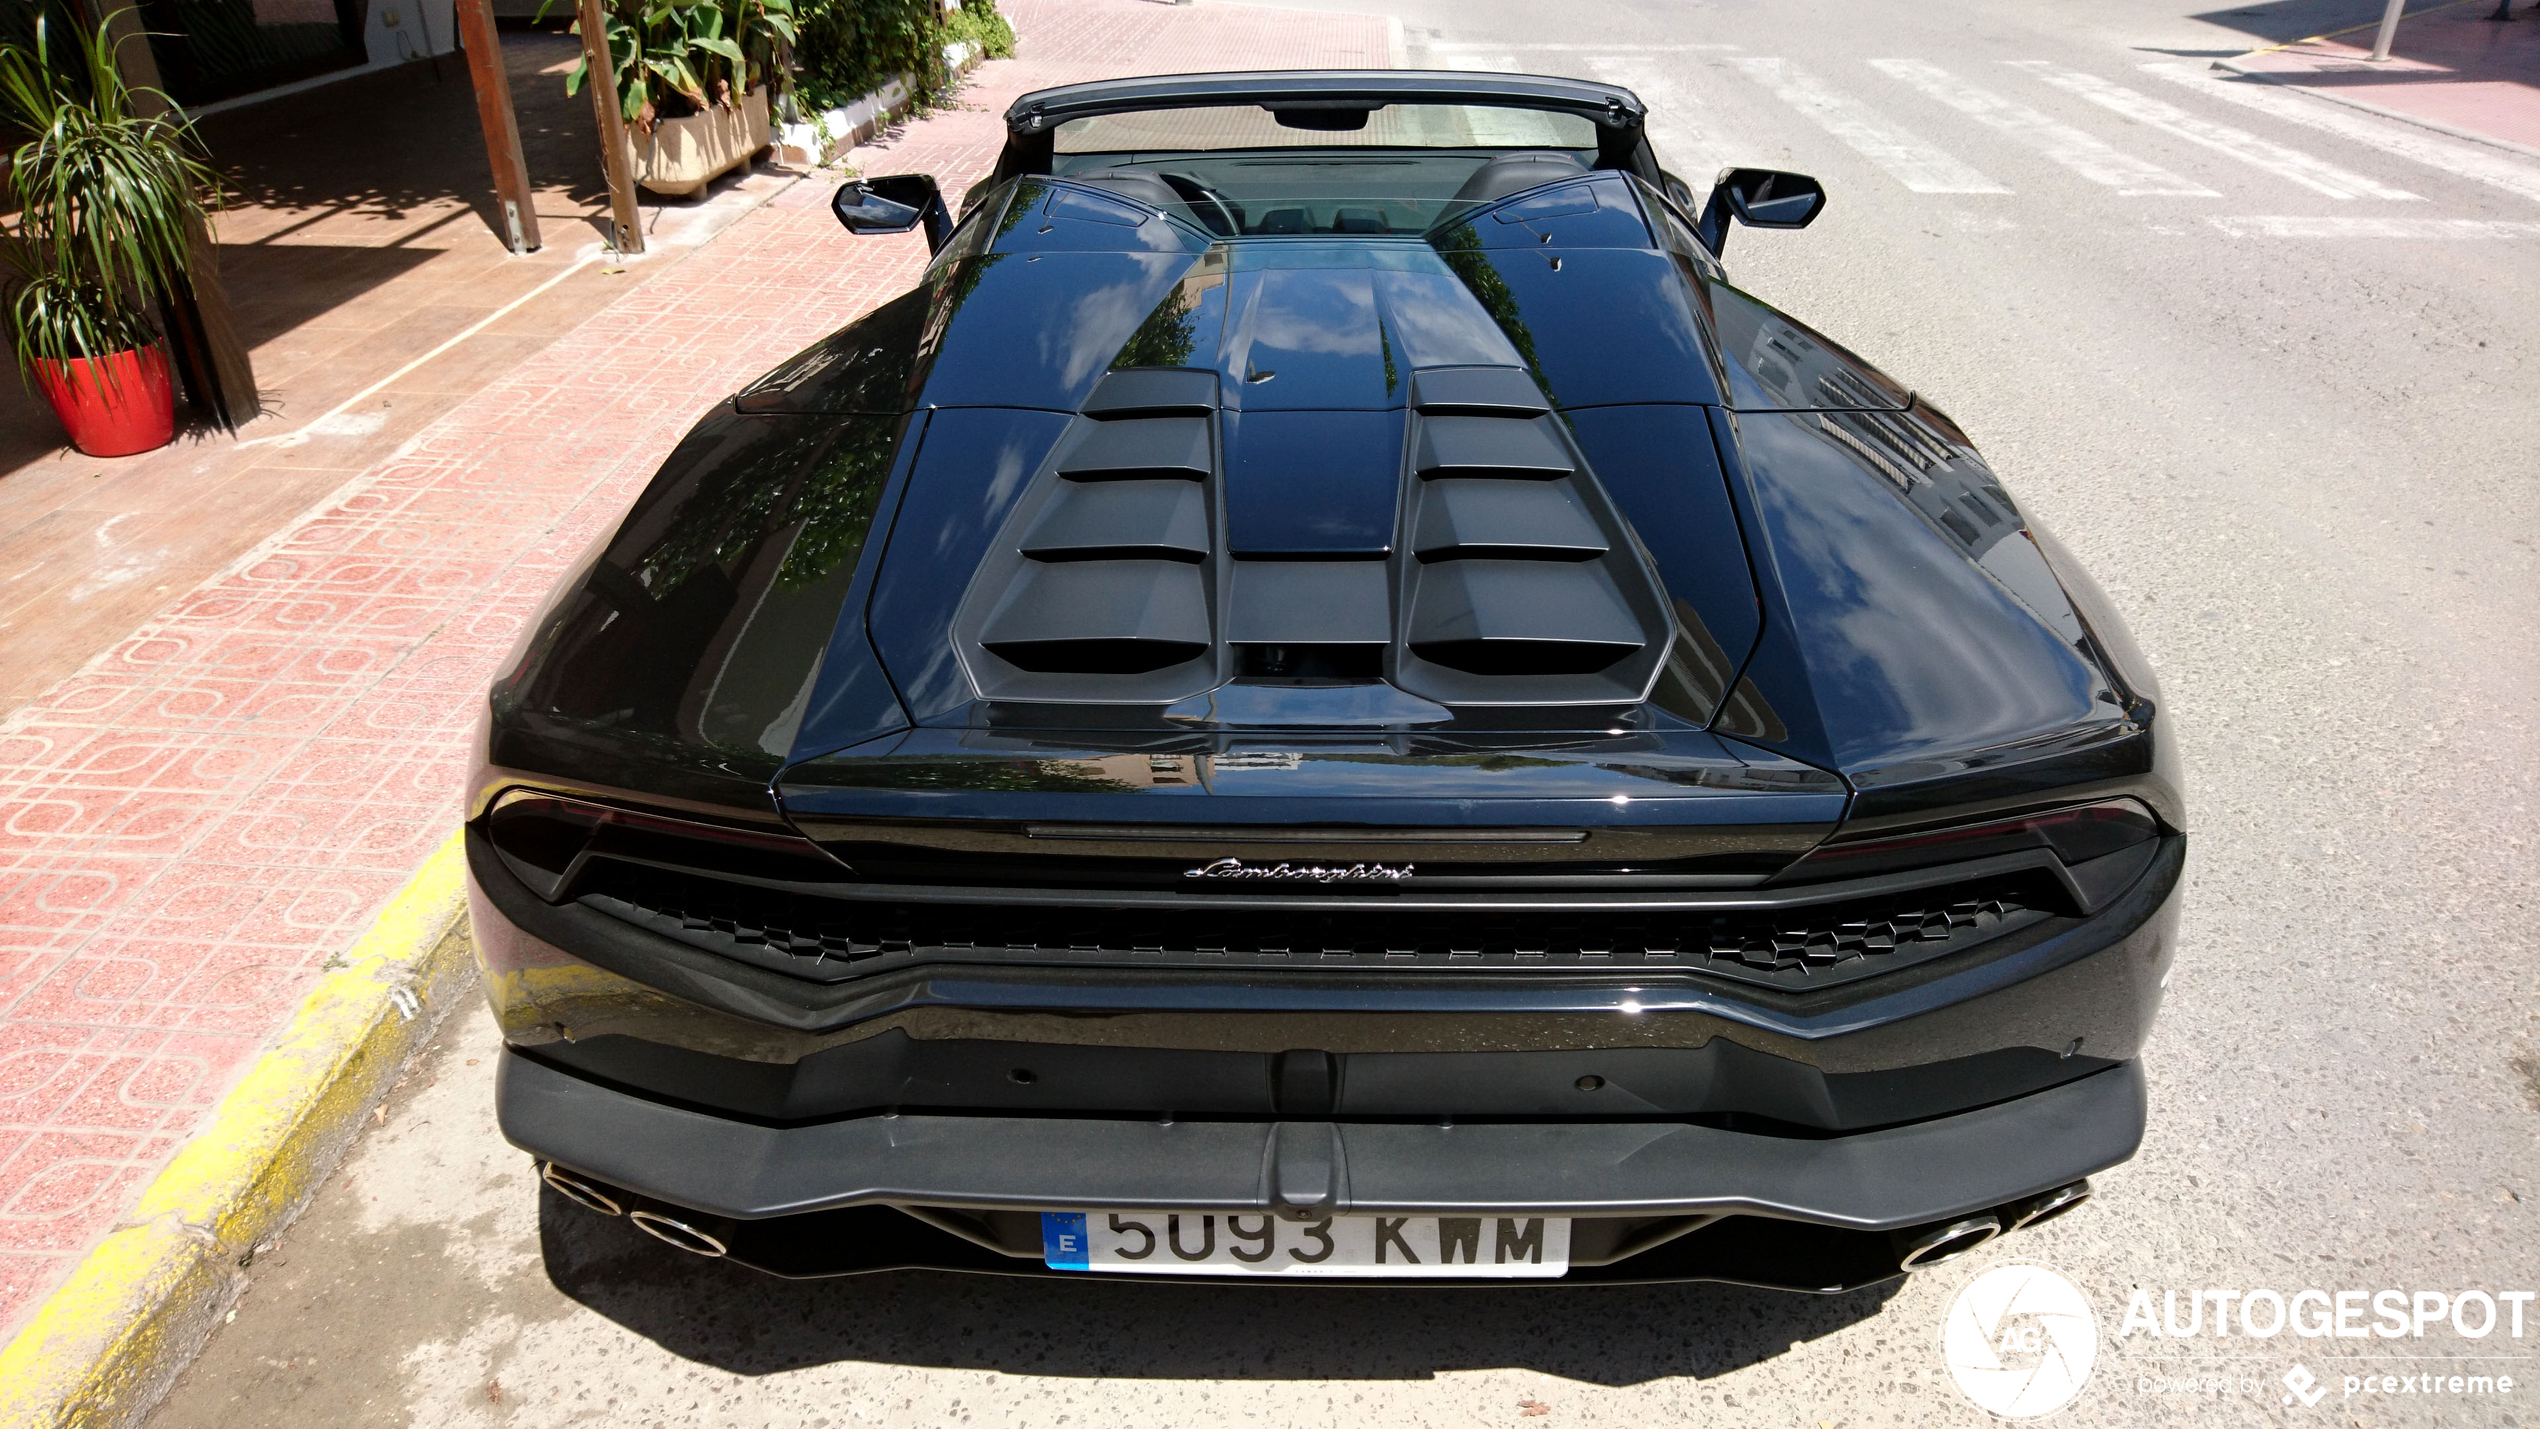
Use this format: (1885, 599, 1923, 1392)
(0, 0, 1391, 1342)
(0, 30, 618, 714)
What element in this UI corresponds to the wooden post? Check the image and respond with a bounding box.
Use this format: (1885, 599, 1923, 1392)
(453, 0, 541, 254)
(575, 0, 644, 255)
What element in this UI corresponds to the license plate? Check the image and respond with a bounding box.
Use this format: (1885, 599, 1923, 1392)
(1040, 1211, 1570, 1278)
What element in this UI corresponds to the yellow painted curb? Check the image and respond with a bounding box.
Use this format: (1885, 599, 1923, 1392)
(0, 831, 477, 1429)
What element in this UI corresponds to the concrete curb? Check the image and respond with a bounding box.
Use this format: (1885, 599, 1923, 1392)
(0, 832, 476, 1429)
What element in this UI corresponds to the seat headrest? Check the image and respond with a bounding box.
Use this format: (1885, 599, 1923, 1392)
(1450, 151, 1592, 205)
(1060, 169, 1186, 214)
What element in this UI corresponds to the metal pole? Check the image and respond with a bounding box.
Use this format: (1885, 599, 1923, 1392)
(2370, 0, 2408, 60)
(575, 0, 645, 255)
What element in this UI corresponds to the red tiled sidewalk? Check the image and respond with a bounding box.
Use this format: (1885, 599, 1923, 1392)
(0, 0, 1391, 1341)
(2223, 1, 2540, 152)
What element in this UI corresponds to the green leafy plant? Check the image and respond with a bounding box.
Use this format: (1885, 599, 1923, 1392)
(938, 1, 1014, 65)
(563, 0, 797, 129)
(790, 0, 927, 111)
(0, 8, 219, 380)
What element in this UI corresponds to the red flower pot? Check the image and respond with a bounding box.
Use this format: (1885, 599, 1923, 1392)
(32, 346, 177, 458)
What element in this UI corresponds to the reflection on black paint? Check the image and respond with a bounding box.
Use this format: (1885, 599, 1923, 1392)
(1111, 246, 1228, 373)
(918, 253, 1009, 368)
(733, 288, 928, 414)
(779, 757, 1141, 793)
(1735, 412, 2107, 777)
(1713, 676, 1789, 745)
(499, 410, 907, 792)
(1649, 598, 1736, 727)
(1113, 277, 1202, 369)
(1702, 281, 1910, 413)
(862, 409, 1078, 722)
(1432, 223, 1551, 403)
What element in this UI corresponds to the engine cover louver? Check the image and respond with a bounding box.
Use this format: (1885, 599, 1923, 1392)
(1391, 369, 1673, 705)
(952, 366, 1675, 710)
(958, 371, 1230, 702)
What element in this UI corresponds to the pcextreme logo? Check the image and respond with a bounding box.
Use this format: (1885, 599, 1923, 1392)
(1940, 1261, 2101, 1420)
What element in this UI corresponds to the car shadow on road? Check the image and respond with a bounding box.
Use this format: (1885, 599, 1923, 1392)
(538, 1191, 1904, 1386)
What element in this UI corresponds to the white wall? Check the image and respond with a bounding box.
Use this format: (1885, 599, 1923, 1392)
(183, 0, 461, 118)
(359, 0, 461, 67)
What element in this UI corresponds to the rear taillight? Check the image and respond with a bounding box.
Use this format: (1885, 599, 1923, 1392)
(482, 790, 835, 901)
(1776, 798, 2158, 883)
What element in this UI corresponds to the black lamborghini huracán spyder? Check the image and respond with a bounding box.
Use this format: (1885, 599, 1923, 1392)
(466, 70, 2182, 1290)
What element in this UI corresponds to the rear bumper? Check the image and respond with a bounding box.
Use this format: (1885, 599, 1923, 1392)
(476, 820, 2179, 1284)
(502, 1049, 2143, 1285)
(505, 1051, 2141, 1227)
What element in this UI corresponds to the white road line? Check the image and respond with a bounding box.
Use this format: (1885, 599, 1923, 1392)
(2141, 61, 2540, 207)
(1732, 57, 2009, 194)
(1869, 58, 2216, 197)
(2208, 215, 2540, 238)
(2007, 61, 2419, 201)
(1585, 54, 1750, 184)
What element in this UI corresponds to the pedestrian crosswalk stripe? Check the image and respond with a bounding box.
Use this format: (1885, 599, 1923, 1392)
(2139, 62, 2540, 207)
(1869, 59, 2217, 197)
(1731, 58, 2010, 195)
(2208, 215, 2540, 238)
(1586, 53, 1754, 186)
(2007, 62, 2420, 202)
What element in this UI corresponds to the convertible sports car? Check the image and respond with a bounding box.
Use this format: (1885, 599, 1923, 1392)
(467, 71, 2183, 1289)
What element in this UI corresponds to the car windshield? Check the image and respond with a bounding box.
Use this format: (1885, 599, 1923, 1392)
(1049, 102, 1602, 237)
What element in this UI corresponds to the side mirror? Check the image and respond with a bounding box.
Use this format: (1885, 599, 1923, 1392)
(832, 174, 955, 253)
(1695, 169, 1826, 257)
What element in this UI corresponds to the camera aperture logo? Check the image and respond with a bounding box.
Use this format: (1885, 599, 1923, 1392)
(1942, 1261, 2100, 1419)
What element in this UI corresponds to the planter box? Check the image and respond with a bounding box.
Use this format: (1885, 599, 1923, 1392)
(773, 27, 1009, 167)
(633, 88, 773, 198)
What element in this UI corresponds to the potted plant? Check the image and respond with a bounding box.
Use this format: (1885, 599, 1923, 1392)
(568, 0, 795, 197)
(0, 10, 218, 458)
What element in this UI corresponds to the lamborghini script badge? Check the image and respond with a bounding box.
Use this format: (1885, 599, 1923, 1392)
(1183, 857, 1414, 883)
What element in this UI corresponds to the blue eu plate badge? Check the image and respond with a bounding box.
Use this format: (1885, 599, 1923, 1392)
(1041, 1211, 1090, 1269)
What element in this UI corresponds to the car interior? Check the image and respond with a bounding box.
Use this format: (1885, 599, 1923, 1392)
(1042, 100, 1608, 237)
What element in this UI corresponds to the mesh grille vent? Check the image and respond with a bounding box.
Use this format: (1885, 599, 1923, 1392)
(580, 862, 2054, 992)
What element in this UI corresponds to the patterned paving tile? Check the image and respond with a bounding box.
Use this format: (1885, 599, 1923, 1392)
(0, 0, 1391, 1345)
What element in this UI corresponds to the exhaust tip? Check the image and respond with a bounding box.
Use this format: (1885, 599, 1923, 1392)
(539, 1162, 623, 1216)
(630, 1209, 729, 1258)
(1897, 1215, 2000, 1272)
(2010, 1179, 2093, 1233)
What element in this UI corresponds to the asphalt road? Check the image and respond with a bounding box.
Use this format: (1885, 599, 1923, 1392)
(147, 1, 2540, 1424)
